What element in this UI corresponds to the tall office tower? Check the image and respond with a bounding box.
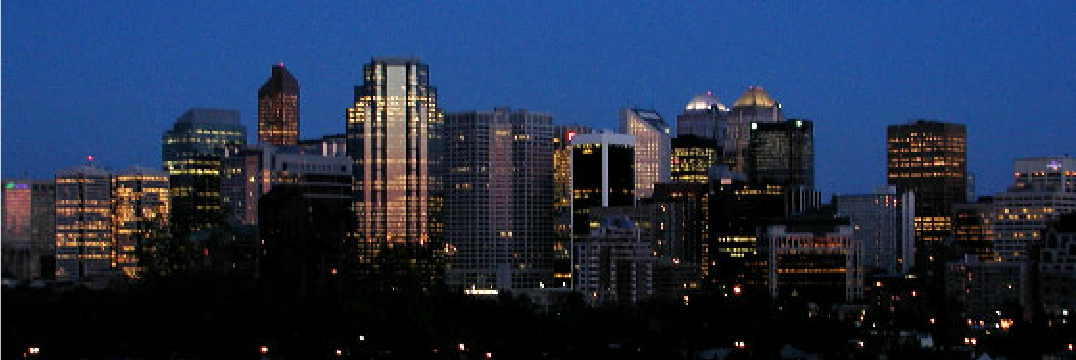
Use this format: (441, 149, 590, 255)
(767, 215, 863, 303)
(835, 186, 915, 276)
(553, 124, 593, 285)
(886, 120, 967, 265)
(1, 180, 54, 279)
(991, 157, 1075, 262)
(111, 167, 170, 278)
(570, 132, 635, 236)
(443, 109, 555, 292)
(677, 92, 728, 140)
(671, 134, 719, 184)
(952, 197, 996, 261)
(162, 109, 246, 235)
(220, 144, 353, 228)
(620, 108, 670, 199)
(298, 134, 347, 157)
(258, 64, 300, 146)
(346, 57, 444, 277)
(725, 86, 784, 173)
(573, 215, 654, 304)
(55, 165, 112, 282)
(747, 119, 814, 188)
(707, 176, 785, 289)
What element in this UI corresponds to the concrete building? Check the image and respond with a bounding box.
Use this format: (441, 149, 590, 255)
(767, 216, 863, 303)
(55, 165, 113, 282)
(620, 108, 670, 199)
(835, 186, 915, 276)
(442, 109, 555, 292)
(991, 157, 1075, 262)
(573, 216, 654, 304)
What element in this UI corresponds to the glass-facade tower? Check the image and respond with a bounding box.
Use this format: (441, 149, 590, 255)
(726, 86, 783, 174)
(111, 167, 170, 278)
(346, 57, 443, 279)
(620, 108, 670, 199)
(258, 64, 300, 146)
(55, 165, 112, 281)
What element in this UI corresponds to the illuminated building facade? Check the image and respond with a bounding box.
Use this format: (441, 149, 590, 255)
(346, 57, 444, 278)
(886, 120, 967, 266)
(162, 108, 246, 234)
(706, 175, 784, 288)
(55, 165, 113, 282)
(767, 216, 863, 303)
(747, 119, 814, 188)
(1, 180, 54, 279)
(111, 167, 170, 278)
(620, 108, 669, 199)
(671, 134, 719, 184)
(443, 109, 554, 292)
(570, 132, 634, 236)
(991, 157, 1075, 262)
(573, 216, 653, 304)
(553, 124, 593, 286)
(221, 144, 353, 228)
(298, 134, 347, 157)
(725, 86, 783, 173)
(835, 186, 915, 276)
(258, 64, 299, 146)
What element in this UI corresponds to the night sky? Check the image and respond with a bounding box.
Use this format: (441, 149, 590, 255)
(3, 1, 1073, 197)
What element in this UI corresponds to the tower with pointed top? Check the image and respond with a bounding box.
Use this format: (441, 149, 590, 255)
(725, 86, 783, 174)
(258, 64, 300, 146)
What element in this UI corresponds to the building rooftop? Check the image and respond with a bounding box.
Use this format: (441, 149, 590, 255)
(732, 86, 778, 108)
(684, 92, 729, 112)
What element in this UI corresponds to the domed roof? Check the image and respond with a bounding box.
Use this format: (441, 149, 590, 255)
(732, 86, 778, 108)
(684, 92, 729, 112)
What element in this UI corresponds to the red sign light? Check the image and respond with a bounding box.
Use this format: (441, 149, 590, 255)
(566, 131, 577, 142)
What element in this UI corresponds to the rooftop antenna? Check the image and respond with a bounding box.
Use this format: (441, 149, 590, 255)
(86, 155, 95, 167)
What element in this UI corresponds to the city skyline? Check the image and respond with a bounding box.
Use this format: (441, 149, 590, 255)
(3, 2, 1074, 198)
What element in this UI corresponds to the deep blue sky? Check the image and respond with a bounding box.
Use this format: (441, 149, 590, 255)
(3, 1, 1074, 197)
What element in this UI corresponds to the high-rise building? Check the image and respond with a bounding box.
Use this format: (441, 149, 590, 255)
(221, 144, 352, 228)
(747, 119, 814, 188)
(1, 180, 54, 279)
(553, 124, 593, 286)
(767, 215, 863, 303)
(620, 108, 670, 199)
(55, 165, 113, 282)
(570, 132, 635, 236)
(573, 215, 654, 304)
(945, 256, 1029, 322)
(1038, 213, 1076, 317)
(886, 120, 967, 266)
(725, 86, 783, 173)
(162, 108, 246, 235)
(258, 64, 300, 146)
(346, 57, 443, 278)
(835, 186, 915, 276)
(442, 109, 555, 292)
(677, 92, 728, 141)
(671, 134, 719, 184)
(991, 157, 1075, 262)
(952, 197, 996, 261)
(298, 134, 347, 157)
(111, 167, 170, 278)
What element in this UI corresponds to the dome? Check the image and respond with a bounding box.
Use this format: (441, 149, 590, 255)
(685, 92, 728, 112)
(732, 86, 778, 108)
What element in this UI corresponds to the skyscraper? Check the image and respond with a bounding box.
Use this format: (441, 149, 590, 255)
(258, 64, 299, 146)
(620, 108, 670, 199)
(767, 216, 863, 303)
(346, 57, 443, 277)
(111, 167, 170, 278)
(570, 132, 635, 236)
(671, 134, 719, 184)
(1, 180, 53, 279)
(886, 120, 967, 262)
(55, 165, 112, 282)
(677, 92, 728, 141)
(162, 108, 246, 235)
(443, 109, 554, 292)
(835, 186, 915, 276)
(725, 86, 783, 173)
(747, 119, 814, 188)
(553, 124, 593, 285)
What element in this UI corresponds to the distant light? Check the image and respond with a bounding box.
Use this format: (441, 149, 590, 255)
(278, 62, 285, 67)
(929, 318, 935, 324)
(335, 349, 343, 356)
(87, 155, 94, 162)
(857, 340, 864, 348)
(999, 319, 1013, 330)
(485, 352, 492, 359)
(734, 341, 746, 349)
(732, 285, 743, 295)
(359, 335, 365, 341)
(458, 343, 466, 351)
(260, 346, 269, 354)
(28, 347, 40, 354)
(566, 131, 577, 142)
(707, 91, 712, 96)
(1068, 343, 1073, 351)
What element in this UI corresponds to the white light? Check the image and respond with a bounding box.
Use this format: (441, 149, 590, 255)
(28, 347, 40, 354)
(359, 335, 365, 341)
(464, 289, 499, 295)
(458, 343, 466, 351)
